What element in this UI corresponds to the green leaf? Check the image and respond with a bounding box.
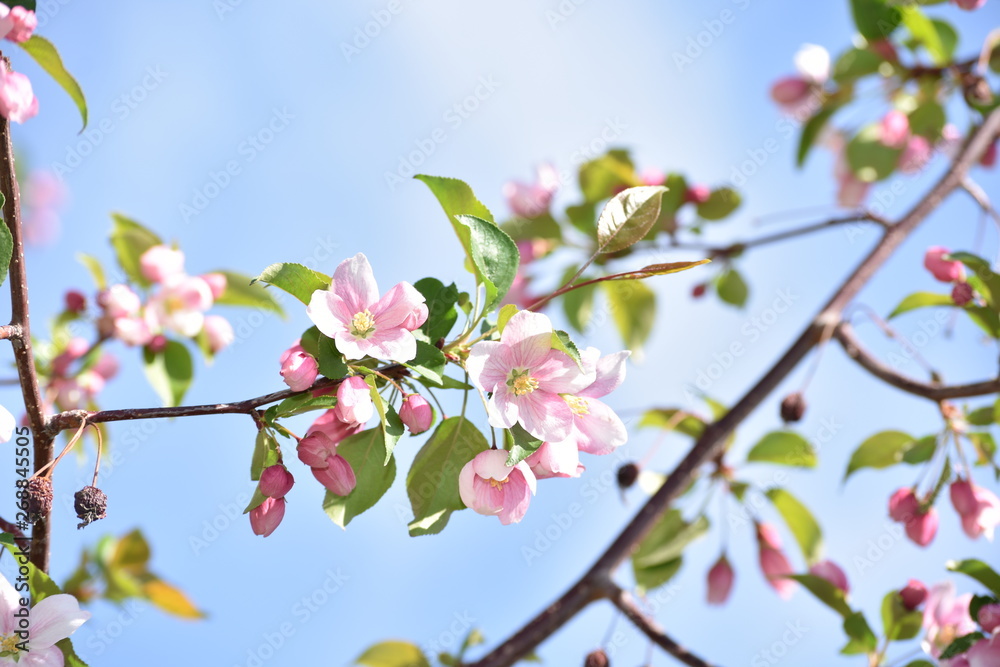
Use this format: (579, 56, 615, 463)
(949, 251, 1000, 309)
(0, 217, 10, 288)
(788, 574, 852, 617)
(27, 560, 63, 603)
(596, 186, 667, 253)
(844, 430, 917, 480)
(356, 640, 431, 667)
(249, 429, 279, 481)
(252, 262, 330, 305)
(850, 0, 902, 41)
(947, 559, 1000, 597)
(496, 304, 518, 334)
(501, 212, 562, 242)
(55, 638, 90, 667)
(365, 376, 405, 464)
(324, 429, 397, 528)
(631, 510, 708, 592)
(633, 558, 683, 594)
(716, 268, 748, 308)
(578, 149, 637, 203)
(562, 276, 595, 333)
(696, 187, 742, 221)
(746, 431, 817, 468)
(316, 334, 349, 379)
(882, 590, 924, 640)
(110, 213, 162, 287)
(76, 253, 106, 290)
(415, 175, 494, 278)
(211, 270, 285, 316)
(833, 47, 884, 82)
(604, 259, 713, 281)
(888, 291, 953, 319)
(840, 611, 878, 654)
(404, 341, 446, 385)
(272, 395, 338, 419)
(413, 278, 459, 343)
(969, 432, 997, 467)
(639, 409, 706, 438)
(407, 417, 489, 536)
(454, 214, 520, 311)
(901, 435, 938, 464)
(969, 407, 995, 427)
(901, 6, 951, 65)
(798, 103, 843, 167)
(550, 329, 583, 369)
(901, 662, 935, 667)
(141, 341, 193, 407)
(505, 423, 543, 466)
(908, 102, 946, 141)
(940, 632, 986, 660)
(766, 488, 822, 564)
(601, 280, 655, 355)
(846, 124, 904, 182)
(17, 35, 87, 129)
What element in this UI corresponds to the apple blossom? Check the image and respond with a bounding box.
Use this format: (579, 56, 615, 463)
(279, 342, 318, 392)
(809, 559, 849, 593)
(201, 272, 228, 299)
(249, 497, 285, 537)
(259, 465, 294, 498)
(770, 77, 814, 116)
(967, 634, 1000, 667)
(706, 555, 734, 605)
(978, 603, 1000, 634)
(113, 315, 153, 347)
(889, 488, 939, 546)
(298, 430, 358, 496)
(0, 68, 37, 124)
(51, 337, 89, 376)
(900, 579, 928, 610)
(139, 245, 186, 284)
(525, 440, 583, 479)
(203, 314, 235, 353)
(335, 376, 373, 425)
(306, 409, 363, 443)
(950, 477, 1000, 540)
(922, 582, 975, 657)
(100, 284, 141, 318)
(880, 110, 909, 148)
(684, 183, 711, 205)
(145, 275, 214, 337)
(555, 347, 630, 456)
(307, 253, 427, 362)
(466, 310, 595, 442)
(638, 167, 665, 186)
(0, 4, 36, 43)
(502, 163, 559, 218)
(458, 449, 537, 525)
(924, 247, 965, 283)
(952, 282, 974, 306)
(0, 571, 89, 666)
(399, 394, 433, 434)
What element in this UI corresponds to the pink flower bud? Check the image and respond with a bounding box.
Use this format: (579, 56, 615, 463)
(139, 245, 185, 284)
(981, 139, 998, 167)
(924, 246, 965, 283)
(335, 376, 373, 425)
(51, 338, 89, 376)
(770, 76, 811, 108)
(706, 555, 734, 605)
(399, 394, 433, 434)
(311, 454, 357, 496)
(249, 497, 285, 537)
(147, 334, 168, 353)
(691, 283, 707, 299)
(279, 347, 318, 392)
(100, 284, 141, 318)
(880, 110, 909, 149)
(64, 290, 86, 313)
(259, 465, 294, 498)
(809, 559, 849, 593)
(458, 449, 537, 525)
(758, 547, 795, 599)
(899, 579, 927, 610)
(203, 315, 234, 353)
(1, 6, 37, 43)
(525, 441, 583, 480)
(953, 0, 987, 9)
(952, 282, 974, 306)
(950, 477, 1000, 540)
(305, 410, 364, 444)
(977, 603, 1000, 633)
(92, 353, 119, 381)
(684, 184, 711, 205)
(889, 488, 939, 546)
(0, 68, 37, 124)
(201, 272, 228, 299)
(756, 522, 783, 550)
(503, 164, 559, 218)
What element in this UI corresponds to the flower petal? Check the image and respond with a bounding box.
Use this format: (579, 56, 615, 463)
(368, 326, 417, 363)
(534, 350, 594, 394)
(579, 350, 630, 399)
(29, 594, 90, 649)
(502, 311, 553, 367)
(471, 449, 514, 481)
(486, 388, 520, 430)
(573, 398, 628, 455)
(20, 645, 65, 667)
(332, 253, 379, 313)
(517, 390, 573, 442)
(307, 289, 350, 339)
(371, 281, 426, 329)
(467, 341, 512, 393)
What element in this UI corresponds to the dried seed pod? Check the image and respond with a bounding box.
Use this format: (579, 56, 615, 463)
(780, 392, 806, 423)
(584, 649, 609, 667)
(74, 486, 107, 529)
(26, 477, 53, 522)
(616, 462, 640, 490)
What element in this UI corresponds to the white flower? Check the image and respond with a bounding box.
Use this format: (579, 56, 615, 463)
(794, 43, 830, 84)
(0, 572, 90, 666)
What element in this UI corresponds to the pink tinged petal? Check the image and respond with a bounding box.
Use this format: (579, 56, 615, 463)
(889, 488, 920, 522)
(500, 311, 554, 366)
(497, 469, 533, 524)
(905, 507, 938, 547)
(306, 411, 363, 443)
(513, 460, 537, 495)
(968, 634, 1000, 667)
(333, 330, 375, 361)
(332, 253, 379, 313)
(365, 325, 418, 363)
(756, 522, 783, 550)
(371, 281, 426, 329)
(0, 572, 21, 633)
(306, 289, 351, 340)
(0, 70, 37, 124)
(578, 350, 630, 398)
(900, 580, 928, 610)
(402, 302, 428, 331)
(979, 604, 1000, 634)
(459, 460, 500, 517)
(313, 455, 356, 495)
(297, 432, 336, 468)
(249, 497, 285, 537)
(20, 645, 65, 667)
(29, 594, 91, 649)
(924, 246, 965, 283)
(280, 351, 318, 392)
(486, 388, 520, 430)
(707, 555, 735, 605)
(809, 560, 850, 593)
(139, 245, 185, 284)
(467, 341, 512, 393)
(572, 398, 628, 455)
(399, 394, 433, 434)
(516, 390, 574, 443)
(471, 449, 515, 482)
(533, 350, 595, 395)
(527, 440, 582, 479)
(335, 376, 373, 424)
(759, 547, 796, 599)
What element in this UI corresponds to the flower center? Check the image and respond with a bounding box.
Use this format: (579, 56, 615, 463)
(0, 632, 23, 657)
(350, 310, 376, 338)
(565, 395, 590, 416)
(489, 477, 510, 489)
(937, 624, 957, 648)
(507, 369, 539, 396)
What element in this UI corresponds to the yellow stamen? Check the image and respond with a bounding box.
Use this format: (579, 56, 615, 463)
(489, 477, 510, 489)
(507, 369, 539, 396)
(350, 310, 376, 338)
(565, 395, 590, 416)
(0, 633, 21, 655)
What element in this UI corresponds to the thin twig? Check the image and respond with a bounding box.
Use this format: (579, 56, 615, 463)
(606, 584, 717, 667)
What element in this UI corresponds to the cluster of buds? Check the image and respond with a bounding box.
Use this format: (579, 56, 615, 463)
(249, 464, 294, 538)
(888, 475, 1000, 548)
(0, 4, 38, 124)
(923, 246, 977, 307)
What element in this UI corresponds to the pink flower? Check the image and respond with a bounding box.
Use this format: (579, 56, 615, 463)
(145, 275, 214, 337)
(458, 449, 537, 525)
(0, 571, 89, 666)
(23, 171, 65, 246)
(525, 440, 583, 479)
(112, 315, 153, 347)
(92, 353, 119, 380)
(684, 184, 711, 205)
(756, 523, 795, 599)
(100, 284, 141, 318)
(967, 634, 1000, 667)
(900, 136, 933, 174)
(900, 579, 928, 610)
(298, 431, 357, 496)
(706, 555, 734, 605)
(555, 347, 630, 456)
(0, 5, 36, 43)
(51, 337, 89, 376)
(889, 488, 939, 546)
(249, 497, 285, 537)
(809, 559, 849, 593)
(922, 582, 975, 657)
(466, 310, 594, 442)
(953, 0, 987, 9)
(831, 132, 870, 208)
(950, 477, 1000, 540)
(279, 342, 318, 392)
(334, 376, 373, 425)
(307, 253, 426, 362)
(503, 163, 559, 218)
(880, 110, 910, 148)
(259, 465, 294, 498)
(979, 603, 1000, 634)
(639, 168, 665, 186)
(399, 394, 433, 434)
(500, 273, 539, 311)
(139, 245, 186, 284)
(306, 409, 363, 443)
(0, 68, 37, 124)
(201, 272, 228, 299)
(203, 315, 234, 353)
(924, 247, 965, 283)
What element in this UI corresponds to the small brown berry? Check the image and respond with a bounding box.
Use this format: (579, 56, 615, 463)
(584, 649, 609, 667)
(26, 477, 53, 522)
(616, 462, 640, 490)
(74, 486, 107, 529)
(780, 392, 806, 423)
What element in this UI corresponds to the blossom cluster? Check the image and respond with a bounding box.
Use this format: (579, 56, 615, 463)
(0, 4, 38, 124)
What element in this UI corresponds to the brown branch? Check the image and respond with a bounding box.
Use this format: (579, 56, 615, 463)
(464, 108, 1000, 667)
(606, 584, 717, 667)
(834, 322, 1000, 400)
(0, 97, 52, 572)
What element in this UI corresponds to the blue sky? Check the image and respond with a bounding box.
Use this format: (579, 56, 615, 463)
(1, 1, 999, 665)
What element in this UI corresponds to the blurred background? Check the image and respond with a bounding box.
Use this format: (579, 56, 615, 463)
(1, 1, 999, 665)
